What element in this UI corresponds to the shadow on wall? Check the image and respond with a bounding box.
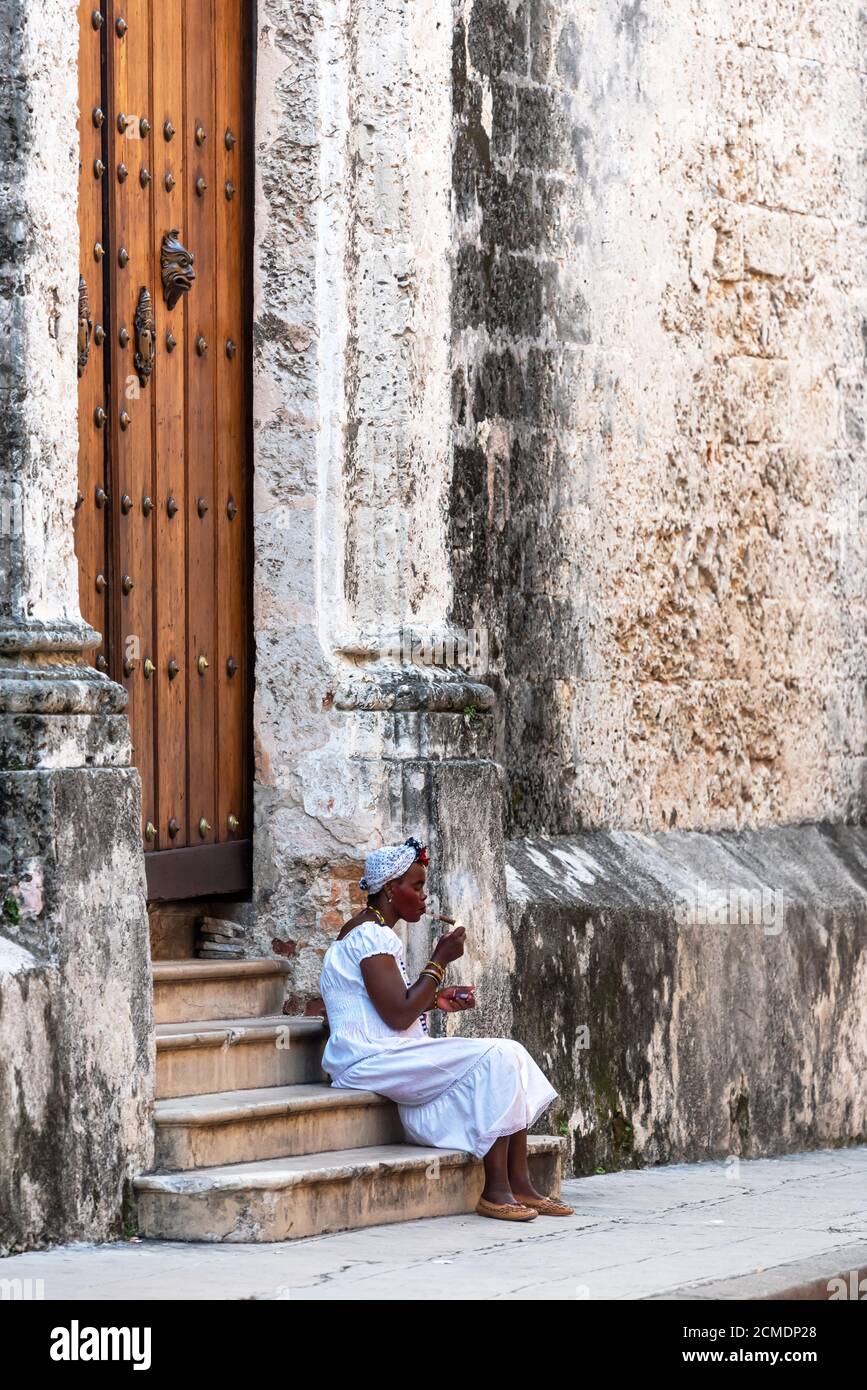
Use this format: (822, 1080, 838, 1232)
(449, 1, 597, 839)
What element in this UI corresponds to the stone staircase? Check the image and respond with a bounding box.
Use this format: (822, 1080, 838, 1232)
(134, 959, 566, 1242)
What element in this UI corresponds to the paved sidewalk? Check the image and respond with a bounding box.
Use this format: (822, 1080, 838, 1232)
(2, 1146, 865, 1300)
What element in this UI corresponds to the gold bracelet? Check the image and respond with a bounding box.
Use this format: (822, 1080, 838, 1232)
(421, 972, 441, 1008)
(424, 959, 445, 980)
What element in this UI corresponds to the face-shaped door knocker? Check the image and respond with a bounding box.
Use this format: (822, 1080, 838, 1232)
(77, 275, 92, 378)
(134, 286, 156, 387)
(160, 229, 196, 310)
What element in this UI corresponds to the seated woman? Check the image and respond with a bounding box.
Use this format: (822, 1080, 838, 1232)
(318, 836, 574, 1221)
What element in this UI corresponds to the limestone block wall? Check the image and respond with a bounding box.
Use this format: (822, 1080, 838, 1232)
(450, 0, 867, 836)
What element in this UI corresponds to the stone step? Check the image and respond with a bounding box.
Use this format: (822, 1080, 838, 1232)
(155, 1015, 328, 1099)
(134, 1135, 566, 1242)
(152, 959, 291, 1025)
(153, 1082, 405, 1169)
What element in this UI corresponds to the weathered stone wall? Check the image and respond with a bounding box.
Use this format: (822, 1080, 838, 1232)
(0, 0, 153, 1254)
(503, 825, 867, 1175)
(450, 0, 867, 836)
(0, 757, 155, 1254)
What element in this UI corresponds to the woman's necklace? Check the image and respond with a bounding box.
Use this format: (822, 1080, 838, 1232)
(367, 907, 429, 1035)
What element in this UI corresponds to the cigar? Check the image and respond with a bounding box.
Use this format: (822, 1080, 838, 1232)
(434, 914, 456, 925)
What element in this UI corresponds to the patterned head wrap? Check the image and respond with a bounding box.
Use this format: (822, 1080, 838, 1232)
(359, 836, 429, 894)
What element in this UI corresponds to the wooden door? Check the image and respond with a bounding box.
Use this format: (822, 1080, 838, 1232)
(75, 0, 252, 900)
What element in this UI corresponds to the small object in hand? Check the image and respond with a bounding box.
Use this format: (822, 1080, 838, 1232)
(452, 987, 474, 1002)
(435, 914, 456, 925)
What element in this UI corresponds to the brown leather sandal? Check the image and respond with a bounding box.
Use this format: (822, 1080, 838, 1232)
(475, 1196, 538, 1221)
(510, 1193, 575, 1215)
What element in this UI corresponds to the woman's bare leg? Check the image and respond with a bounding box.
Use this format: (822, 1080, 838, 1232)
(480, 1134, 522, 1204)
(506, 1128, 546, 1201)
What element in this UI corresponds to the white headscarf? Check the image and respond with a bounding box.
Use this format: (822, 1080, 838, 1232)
(359, 837, 427, 894)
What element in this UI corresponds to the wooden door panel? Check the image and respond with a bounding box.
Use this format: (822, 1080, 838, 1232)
(106, 0, 157, 835)
(215, 1, 248, 844)
(151, 0, 188, 849)
(184, 0, 218, 849)
(74, 0, 252, 895)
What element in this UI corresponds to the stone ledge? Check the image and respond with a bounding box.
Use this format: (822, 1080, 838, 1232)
(0, 619, 101, 656)
(504, 822, 867, 1174)
(0, 663, 128, 716)
(506, 823, 867, 915)
(334, 670, 496, 713)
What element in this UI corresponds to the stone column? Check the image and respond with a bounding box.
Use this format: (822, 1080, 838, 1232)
(251, 0, 508, 1022)
(325, 0, 508, 1023)
(0, 0, 153, 1254)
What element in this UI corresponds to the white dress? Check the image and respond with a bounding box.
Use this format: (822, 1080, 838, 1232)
(318, 920, 559, 1160)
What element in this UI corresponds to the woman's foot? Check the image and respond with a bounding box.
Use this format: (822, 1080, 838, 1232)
(508, 1182, 546, 1203)
(508, 1178, 575, 1215)
(480, 1187, 529, 1207)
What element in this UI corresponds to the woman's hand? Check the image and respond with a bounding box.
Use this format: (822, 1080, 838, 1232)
(436, 985, 476, 1012)
(433, 924, 466, 967)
